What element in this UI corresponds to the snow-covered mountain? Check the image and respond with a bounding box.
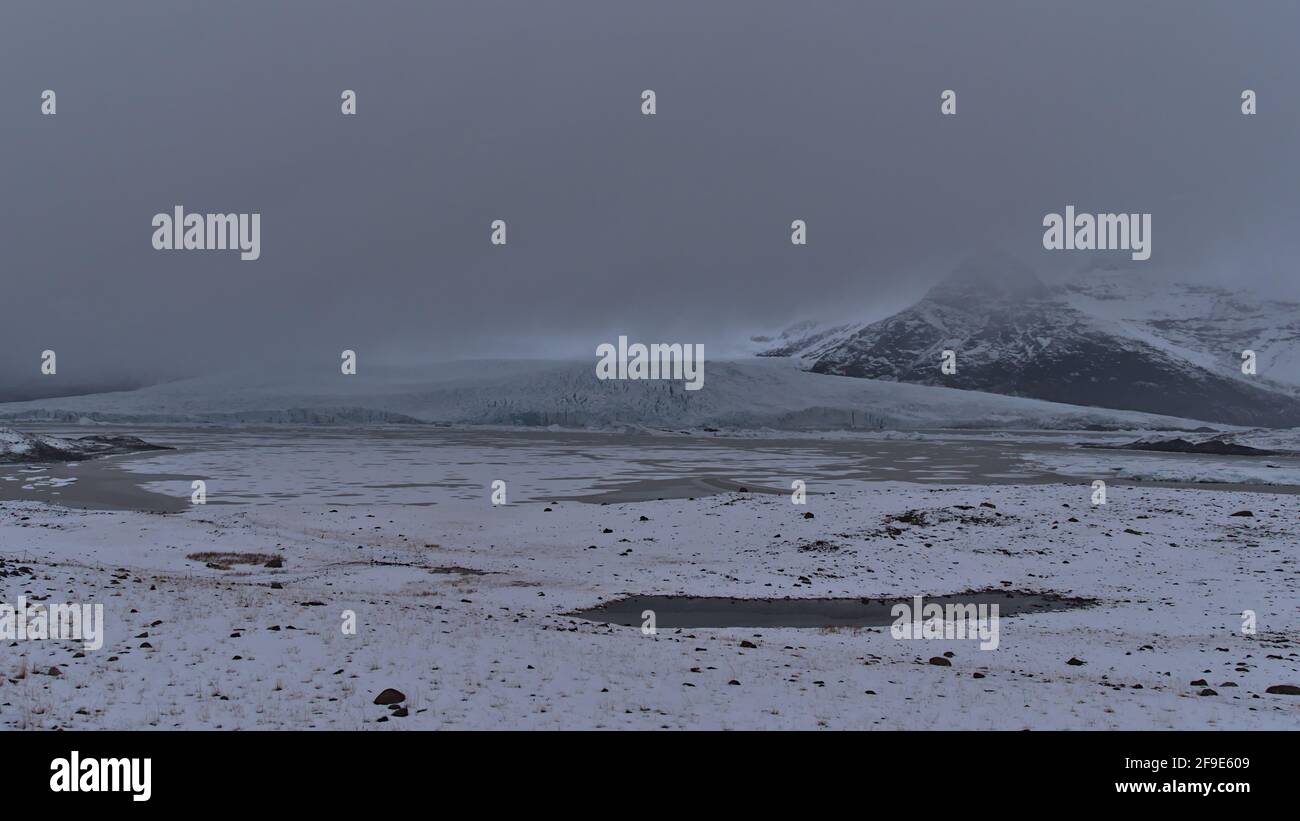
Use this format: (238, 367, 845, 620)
(1063, 265, 1300, 392)
(0, 427, 170, 463)
(759, 253, 1300, 428)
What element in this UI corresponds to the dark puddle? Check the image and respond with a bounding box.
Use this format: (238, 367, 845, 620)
(570, 589, 1095, 629)
(0, 451, 190, 513)
(428, 565, 491, 576)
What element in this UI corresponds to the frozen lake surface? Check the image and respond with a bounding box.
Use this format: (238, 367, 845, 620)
(4, 425, 1299, 513)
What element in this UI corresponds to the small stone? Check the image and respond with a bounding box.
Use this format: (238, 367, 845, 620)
(928, 656, 951, 667)
(373, 688, 406, 705)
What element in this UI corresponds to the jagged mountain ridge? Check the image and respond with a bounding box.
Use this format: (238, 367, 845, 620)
(759, 255, 1300, 427)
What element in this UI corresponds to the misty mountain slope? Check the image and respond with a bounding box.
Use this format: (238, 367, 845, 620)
(0, 357, 1204, 431)
(762, 255, 1300, 428)
(750, 319, 857, 357)
(1063, 268, 1300, 391)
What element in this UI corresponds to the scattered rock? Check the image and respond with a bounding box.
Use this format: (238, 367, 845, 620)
(373, 688, 406, 705)
(928, 656, 951, 667)
(1086, 438, 1279, 457)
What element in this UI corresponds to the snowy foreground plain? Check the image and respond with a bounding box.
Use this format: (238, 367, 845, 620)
(1, 426, 1297, 730)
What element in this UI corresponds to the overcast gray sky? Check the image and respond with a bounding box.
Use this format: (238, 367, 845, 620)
(2, 0, 1299, 394)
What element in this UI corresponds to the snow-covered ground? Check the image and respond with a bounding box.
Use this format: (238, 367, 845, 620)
(1, 428, 1296, 729)
(1019, 428, 1300, 486)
